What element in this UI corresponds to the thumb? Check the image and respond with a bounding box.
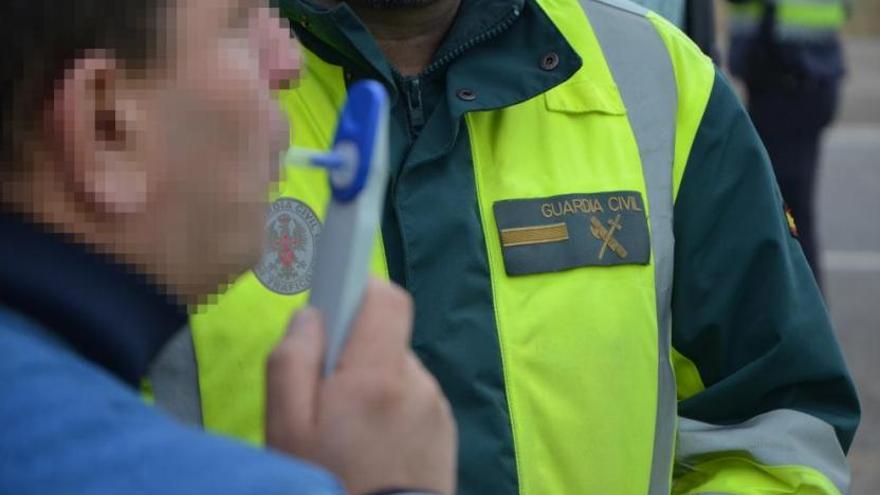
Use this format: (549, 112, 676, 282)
(265, 307, 325, 451)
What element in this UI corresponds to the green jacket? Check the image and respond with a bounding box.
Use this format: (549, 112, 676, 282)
(179, 0, 860, 493)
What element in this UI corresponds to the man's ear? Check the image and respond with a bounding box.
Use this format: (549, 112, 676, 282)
(49, 52, 149, 216)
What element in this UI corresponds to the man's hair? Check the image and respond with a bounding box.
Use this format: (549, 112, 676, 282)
(0, 2, 167, 170)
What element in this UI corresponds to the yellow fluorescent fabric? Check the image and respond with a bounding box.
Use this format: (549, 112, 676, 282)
(190, 49, 388, 443)
(672, 347, 705, 401)
(468, 1, 661, 493)
(140, 378, 154, 405)
(645, 12, 716, 201)
(466, 2, 720, 492)
(673, 455, 843, 495)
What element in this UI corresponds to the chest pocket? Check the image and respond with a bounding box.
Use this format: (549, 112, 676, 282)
(544, 79, 625, 116)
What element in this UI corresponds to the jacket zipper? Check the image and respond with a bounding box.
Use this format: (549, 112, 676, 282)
(421, 5, 522, 79)
(399, 4, 522, 136)
(391, 5, 523, 286)
(405, 77, 426, 134)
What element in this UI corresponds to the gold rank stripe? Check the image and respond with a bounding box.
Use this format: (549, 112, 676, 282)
(500, 222, 570, 247)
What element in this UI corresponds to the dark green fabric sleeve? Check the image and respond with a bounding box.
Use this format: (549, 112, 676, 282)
(671, 69, 860, 451)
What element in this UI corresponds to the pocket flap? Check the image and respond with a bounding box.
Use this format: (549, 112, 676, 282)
(544, 79, 626, 116)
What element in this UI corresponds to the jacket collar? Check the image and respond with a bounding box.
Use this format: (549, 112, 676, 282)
(0, 211, 187, 387)
(279, 0, 582, 168)
(278, 0, 561, 86)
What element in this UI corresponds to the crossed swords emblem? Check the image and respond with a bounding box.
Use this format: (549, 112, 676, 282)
(589, 214, 629, 260)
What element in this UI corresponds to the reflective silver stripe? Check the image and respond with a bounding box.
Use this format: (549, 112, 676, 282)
(148, 325, 204, 426)
(628, 0, 686, 27)
(581, 1, 678, 494)
(775, 24, 839, 41)
(729, 0, 846, 39)
(678, 409, 850, 493)
(730, 17, 840, 42)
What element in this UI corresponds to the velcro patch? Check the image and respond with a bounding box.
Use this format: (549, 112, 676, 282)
(494, 191, 651, 276)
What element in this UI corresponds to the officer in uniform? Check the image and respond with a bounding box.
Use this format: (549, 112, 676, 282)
(156, 0, 861, 493)
(727, 0, 850, 284)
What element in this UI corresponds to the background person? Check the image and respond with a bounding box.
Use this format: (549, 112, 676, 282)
(727, 0, 850, 285)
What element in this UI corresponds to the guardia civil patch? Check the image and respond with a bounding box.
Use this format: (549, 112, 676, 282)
(254, 198, 322, 295)
(494, 191, 651, 276)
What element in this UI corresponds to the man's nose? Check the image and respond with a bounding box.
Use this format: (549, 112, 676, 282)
(259, 8, 301, 90)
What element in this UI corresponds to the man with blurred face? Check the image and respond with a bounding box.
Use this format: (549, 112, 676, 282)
(0, 1, 455, 494)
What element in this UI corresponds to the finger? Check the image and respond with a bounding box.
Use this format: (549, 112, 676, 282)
(338, 278, 413, 370)
(265, 307, 324, 450)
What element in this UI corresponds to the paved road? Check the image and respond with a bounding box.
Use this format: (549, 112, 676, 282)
(820, 126, 880, 495)
(816, 37, 880, 495)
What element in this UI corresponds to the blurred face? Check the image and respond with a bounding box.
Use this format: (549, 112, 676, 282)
(127, 0, 300, 299)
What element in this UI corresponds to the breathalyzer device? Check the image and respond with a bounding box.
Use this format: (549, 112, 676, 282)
(283, 81, 389, 376)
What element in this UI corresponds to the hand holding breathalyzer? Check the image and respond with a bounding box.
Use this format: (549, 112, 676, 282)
(267, 82, 456, 494)
(265, 280, 457, 495)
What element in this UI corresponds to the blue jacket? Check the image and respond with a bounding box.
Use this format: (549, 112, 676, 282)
(0, 212, 344, 495)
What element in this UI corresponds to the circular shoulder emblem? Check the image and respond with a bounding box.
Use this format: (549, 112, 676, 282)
(254, 198, 322, 295)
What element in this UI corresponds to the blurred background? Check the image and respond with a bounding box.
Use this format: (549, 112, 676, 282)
(818, 2, 880, 492)
(715, 0, 880, 492)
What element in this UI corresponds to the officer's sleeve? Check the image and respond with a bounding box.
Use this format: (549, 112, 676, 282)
(669, 70, 860, 495)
